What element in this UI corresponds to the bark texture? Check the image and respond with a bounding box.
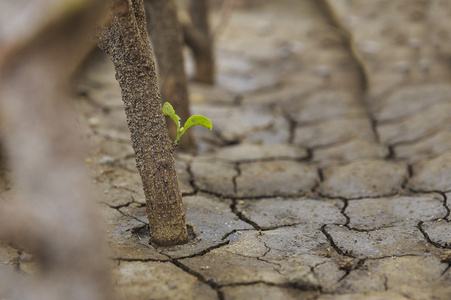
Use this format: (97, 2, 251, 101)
(145, 0, 193, 149)
(183, 0, 215, 84)
(96, 0, 188, 245)
(0, 1, 110, 299)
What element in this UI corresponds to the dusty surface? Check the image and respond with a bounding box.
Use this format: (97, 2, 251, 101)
(2, 0, 451, 299)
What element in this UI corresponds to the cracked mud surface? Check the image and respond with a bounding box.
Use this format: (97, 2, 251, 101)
(2, 0, 451, 299)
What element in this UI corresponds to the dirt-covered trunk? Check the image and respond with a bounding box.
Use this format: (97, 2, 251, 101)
(184, 0, 215, 84)
(145, 0, 193, 149)
(96, 0, 188, 246)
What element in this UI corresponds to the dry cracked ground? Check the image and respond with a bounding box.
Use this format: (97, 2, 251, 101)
(2, 0, 451, 299)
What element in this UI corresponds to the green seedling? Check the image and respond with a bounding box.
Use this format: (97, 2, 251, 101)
(163, 102, 213, 145)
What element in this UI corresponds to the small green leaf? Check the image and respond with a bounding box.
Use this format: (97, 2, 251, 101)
(162, 102, 180, 132)
(181, 115, 213, 134)
(163, 102, 213, 145)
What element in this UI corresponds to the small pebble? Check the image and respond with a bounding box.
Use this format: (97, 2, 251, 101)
(88, 117, 100, 127)
(100, 156, 115, 165)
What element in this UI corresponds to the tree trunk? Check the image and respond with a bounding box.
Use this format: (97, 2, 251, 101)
(184, 0, 215, 84)
(144, 0, 193, 150)
(96, 0, 188, 246)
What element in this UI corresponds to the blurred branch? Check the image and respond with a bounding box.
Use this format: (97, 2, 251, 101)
(180, 0, 215, 84)
(0, 1, 111, 299)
